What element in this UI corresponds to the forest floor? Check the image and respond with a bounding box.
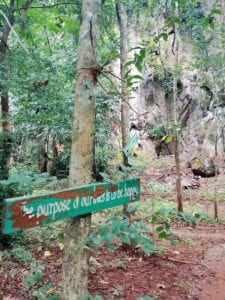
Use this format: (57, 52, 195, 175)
(1, 155, 225, 299)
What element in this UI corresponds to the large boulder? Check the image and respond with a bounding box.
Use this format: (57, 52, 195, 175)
(190, 157, 217, 177)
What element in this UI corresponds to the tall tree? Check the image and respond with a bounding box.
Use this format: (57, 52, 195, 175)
(62, 0, 102, 298)
(116, 3, 130, 167)
(116, 3, 131, 217)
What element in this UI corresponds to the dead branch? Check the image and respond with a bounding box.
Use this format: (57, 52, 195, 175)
(165, 257, 207, 267)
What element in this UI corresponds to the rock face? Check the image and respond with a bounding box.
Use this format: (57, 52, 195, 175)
(128, 0, 225, 158)
(190, 157, 217, 177)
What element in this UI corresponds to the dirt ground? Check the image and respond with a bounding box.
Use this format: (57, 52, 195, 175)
(1, 155, 225, 300)
(89, 225, 225, 300)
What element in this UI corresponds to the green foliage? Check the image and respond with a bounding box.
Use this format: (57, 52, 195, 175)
(94, 93, 118, 177)
(152, 206, 211, 227)
(151, 210, 172, 239)
(50, 148, 70, 178)
(0, 171, 53, 204)
(148, 124, 166, 139)
(155, 32, 169, 42)
(0, 132, 15, 180)
(32, 286, 60, 300)
(125, 48, 146, 84)
(179, 2, 206, 50)
(153, 65, 174, 95)
(0, 171, 56, 245)
(10, 245, 33, 263)
(24, 266, 43, 287)
(24, 264, 60, 300)
(95, 146, 111, 174)
(132, 48, 146, 73)
(88, 218, 156, 256)
(0, 1, 78, 173)
(148, 181, 168, 193)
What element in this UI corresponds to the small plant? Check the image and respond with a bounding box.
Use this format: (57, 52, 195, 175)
(178, 211, 197, 226)
(151, 210, 172, 239)
(113, 286, 123, 297)
(152, 206, 211, 228)
(88, 218, 156, 256)
(148, 181, 169, 194)
(23, 264, 60, 300)
(10, 245, 33, 263)
(24, 265, 43, 287)
(148, 124, 166, 140)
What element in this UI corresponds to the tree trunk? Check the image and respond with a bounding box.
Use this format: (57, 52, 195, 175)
(116, 3, 130, 167)
(62, 0, 102, 298)
(116, 4, 131, 217)
(173, 3, 183, 213)
(1, 91, 10, 132)
(174, 134, 183, 212)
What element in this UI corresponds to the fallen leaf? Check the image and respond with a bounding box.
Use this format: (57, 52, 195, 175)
(157, 283, 166, 289)
(58, 243, 64, 251)
(44, 250, 52, 257)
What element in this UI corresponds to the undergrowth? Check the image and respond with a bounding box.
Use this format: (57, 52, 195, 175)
(88, 218, 156, 256)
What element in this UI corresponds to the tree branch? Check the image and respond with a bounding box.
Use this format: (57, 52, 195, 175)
(21, 0, 34, 10)
(15, 2, 75, 11)
(0, 9, 30, 55)
(98, 76, 140, 117)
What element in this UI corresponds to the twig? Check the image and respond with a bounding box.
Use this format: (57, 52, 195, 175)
(98, 79, 111, 94)
(101, 72, 122, 95)
(103, 74, 141, 116)
(123, 99, 140, 117)
(98, 78, 140, 117)
(103, 70, 123, 82)
(165, 257, 207, 267)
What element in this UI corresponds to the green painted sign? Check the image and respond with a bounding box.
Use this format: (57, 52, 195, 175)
(124, 133, 139, 156)
(2, 178, 140, 234)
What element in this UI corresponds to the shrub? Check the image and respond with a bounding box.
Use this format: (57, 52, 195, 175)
(88, 218, 156, 256)
(148, 124, 166, 139)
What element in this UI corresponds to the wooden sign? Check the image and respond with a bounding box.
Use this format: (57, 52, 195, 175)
(123, 133, 139, 156)
(2, 178, 140, 234)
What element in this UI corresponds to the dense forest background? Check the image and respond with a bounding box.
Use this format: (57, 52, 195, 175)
(0, 0, 224, 181)
(1, 0, 225, 179)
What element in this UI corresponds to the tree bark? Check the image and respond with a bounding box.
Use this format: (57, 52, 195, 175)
(62, 0, 102, 298)
(1, 91, 10, 132)
(116, 4, 131, 217)
(116, 3, 130, 167)
(174, 134, 183, 212)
